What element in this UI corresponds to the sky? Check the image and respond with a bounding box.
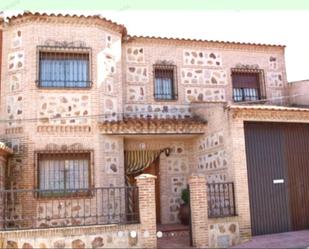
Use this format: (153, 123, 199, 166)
(3, 10, 309, 82)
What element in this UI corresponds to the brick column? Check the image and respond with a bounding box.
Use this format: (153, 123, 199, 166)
(135, 174, 157, 248)
(188, 174, 208, 248)
(0, 155, 7, 229)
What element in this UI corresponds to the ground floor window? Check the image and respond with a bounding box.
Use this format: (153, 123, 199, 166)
(36, 152, 91, 197)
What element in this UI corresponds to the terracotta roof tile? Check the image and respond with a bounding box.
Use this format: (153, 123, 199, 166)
(5, 11, 285, 48)
(227, 104, 309, 112)
(6, 11, 127, 35)
(0, 142, 13, 155)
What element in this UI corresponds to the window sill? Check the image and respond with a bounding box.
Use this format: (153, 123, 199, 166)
(35, 81, 93, 90)
(154, 98, 178, 102)
(35, 190, 93, 200)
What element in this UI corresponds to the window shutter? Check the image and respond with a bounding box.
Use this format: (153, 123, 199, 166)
(232, 73, 259, 88)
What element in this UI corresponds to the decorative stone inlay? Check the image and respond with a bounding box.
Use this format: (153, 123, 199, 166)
(124, 104, 192, 119)
(209, 222, 240, 248)
(106, 34, 113, 49)
(171, 176, 187, 195)
(9, 73, 22, 92)
(102, 97, 117, 121)
(126, 47, 144, 63)
(185, 87, 226, 102)
(126, 66, 148, 83)
(12, 30, 22, 48)
(38, 94, 90, 125)
(127, 86, 146, 102)
(53, 240, 65, 249)
(166, 158, 189, 173)
(105, 157, 119, 173)
(198, 150, 227, 170)
(206, 172, 227, 183)
(267, 72, 283, 87)
(104, 140, 118, 152)
(168, 197, 182, 222)
(181, 68, 227, 85)
(104, 77, 115, 95)
(6, 240, 18, 249)
(102, 53, 116, 76)
(8, 51, 24, 71)
(6, 95, 23, 127)
(22, 243, 33, 249)
(269, 56, 278, 70)
(128, 234, 138, 247)
(71, 239, 85, 249)
(198, 131, 224, 151)
(183, 50, 222, 67)
(91, 237, 104, 248)
(170, 143, 185, 155)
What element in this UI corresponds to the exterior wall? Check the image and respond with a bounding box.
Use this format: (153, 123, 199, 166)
(0, 17, 123, 191)
(0, 174, 158, 248)
(288, 80, 309, 106)
(0, 224, 143, 249)
(123, 38, 288, 116)
(124, 136, 195, 224)
(0, 13, 295, 247)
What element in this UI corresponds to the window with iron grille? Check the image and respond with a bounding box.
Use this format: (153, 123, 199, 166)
(231, 70, 265, 102)
(37, 152, 91, 197)
(153, 64, 177, 100)
(37, 47, 91, 88)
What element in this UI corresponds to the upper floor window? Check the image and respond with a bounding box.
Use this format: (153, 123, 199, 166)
(231, 69, 265, 102)
(37, 152, 91, 197)
(153, 64, 177, 100)
(37, 46, 91, 88)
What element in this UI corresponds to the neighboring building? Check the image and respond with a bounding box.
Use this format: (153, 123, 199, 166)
(0, 11, 308, 248)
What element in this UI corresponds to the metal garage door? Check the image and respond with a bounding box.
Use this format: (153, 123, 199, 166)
(244, 122, 309, 235)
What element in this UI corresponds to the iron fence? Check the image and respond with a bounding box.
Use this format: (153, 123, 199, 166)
(0, 186, 139, 230)
(207, 182, 236, 218)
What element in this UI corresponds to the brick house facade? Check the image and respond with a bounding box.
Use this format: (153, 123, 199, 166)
(0, 12, 308, 248)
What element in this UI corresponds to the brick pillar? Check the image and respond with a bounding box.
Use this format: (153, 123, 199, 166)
(188, 174, 208, 248)
(135, 174, 157, 248)
(0, 155, 7, 229)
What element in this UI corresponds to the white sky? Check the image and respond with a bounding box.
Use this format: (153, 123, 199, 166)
(3, 10, 309, 82)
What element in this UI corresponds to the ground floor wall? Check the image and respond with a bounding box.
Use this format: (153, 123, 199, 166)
(0, 224, 143, 249)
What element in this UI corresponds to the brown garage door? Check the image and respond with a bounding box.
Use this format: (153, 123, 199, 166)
(244, 122, 309, 235)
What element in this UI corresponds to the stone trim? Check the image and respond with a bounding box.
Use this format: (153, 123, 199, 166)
(5, 127, 23, 134)
(37, 125, 91, 133)
(0, 223, 141, 239)
(99, 118, 207, 134)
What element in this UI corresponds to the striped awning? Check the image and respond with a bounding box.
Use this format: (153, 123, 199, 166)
(125, 148, 170, 176)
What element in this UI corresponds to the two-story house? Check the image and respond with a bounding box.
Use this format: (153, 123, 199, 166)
(0, 12, 308, 248)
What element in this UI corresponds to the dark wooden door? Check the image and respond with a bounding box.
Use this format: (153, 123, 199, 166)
(283, 124, 309, 230)
(143, 158, 161, 224)
(244, 122, 309, 235)
(244, 122, 290, 235)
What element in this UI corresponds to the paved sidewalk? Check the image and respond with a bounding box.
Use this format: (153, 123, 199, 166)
(231, 230, 309, 248)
